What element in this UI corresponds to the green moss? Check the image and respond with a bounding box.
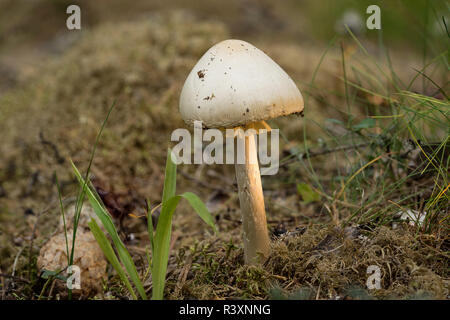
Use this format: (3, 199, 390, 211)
(167, 225, 449, 300)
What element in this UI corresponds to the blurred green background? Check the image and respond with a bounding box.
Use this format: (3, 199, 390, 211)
(1, 0, 448, 49)
(0, 0, 448, 96)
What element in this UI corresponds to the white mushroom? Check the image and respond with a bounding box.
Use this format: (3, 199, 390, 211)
(179, 39, 304, 264)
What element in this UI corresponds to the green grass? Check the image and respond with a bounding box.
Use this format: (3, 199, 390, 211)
(149, 150, 217, 299)
(276, 22, 449, 234)
(71, 149, 217, 300)
(72, 160, 147, 299)
(300, 0, 449, 51)
(53, 101, 116, 299)
(49, 99, 217, 300)
(71, 147, 216, 299)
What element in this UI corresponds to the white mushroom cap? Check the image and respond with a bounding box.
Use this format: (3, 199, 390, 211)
(179, 39, 304, 128)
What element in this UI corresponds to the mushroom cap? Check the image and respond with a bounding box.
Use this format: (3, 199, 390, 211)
(179, 39, 304, 128)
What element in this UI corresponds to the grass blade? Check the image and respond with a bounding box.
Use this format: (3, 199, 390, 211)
(151, 150, 178, 299)
(87, 218, 137, 300)
(70, 101, 116, 265)
(152, 195, 181, 300)
(162, 149, 177, 203)
(146, 199, 154, 255)
(151, 149, 217, 299)
(71, 160, 147, 300)
(54, 173, 70, 266)
(180, 192, 217, 233)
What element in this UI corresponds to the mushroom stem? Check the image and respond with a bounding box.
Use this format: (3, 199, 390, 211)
(235, 132, 270, 264)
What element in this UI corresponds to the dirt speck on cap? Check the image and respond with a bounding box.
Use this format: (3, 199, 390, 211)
(197, 70, 206, 79)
